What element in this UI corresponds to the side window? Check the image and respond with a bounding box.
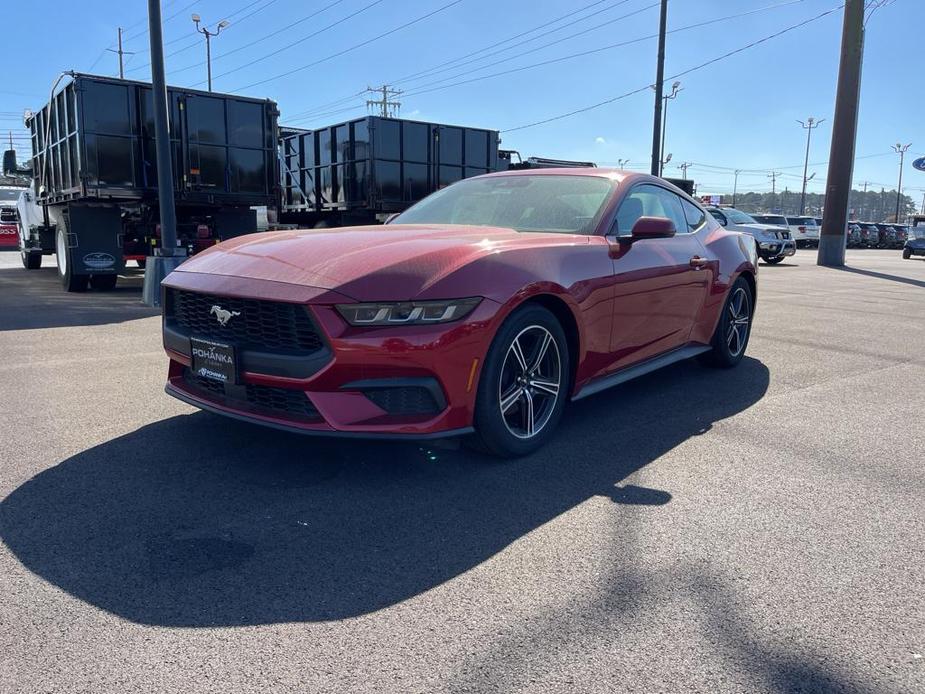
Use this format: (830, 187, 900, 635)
(613, 184, 687, 237)
(680, 198, 706, 232)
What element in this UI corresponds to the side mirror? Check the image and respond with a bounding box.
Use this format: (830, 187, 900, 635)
(630, 216, 677, 240)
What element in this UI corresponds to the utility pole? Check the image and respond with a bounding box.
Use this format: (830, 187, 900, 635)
(891, 142, 911, 223)
(106, 28, 135, 78)
(678, 162, 691, 180)
(921, 191, 925, 214)
(818, 0, 863, 267)
(192, 14, 229, 91)
(366, 85, 402, 118)
(798, 117, 824, 215)
(142, 0, 184, 307)
(732, 169, 741, 207)
(650, 0, 668, 176)
(617, 158, 630, 168)
(658, 81, 682, 176)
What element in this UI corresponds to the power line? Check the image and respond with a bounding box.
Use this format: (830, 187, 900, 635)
(501, 3, 843, 133)
(288, 0, 645, 120)
(231, 0, 465, 92)
(399, 0, 810, 101)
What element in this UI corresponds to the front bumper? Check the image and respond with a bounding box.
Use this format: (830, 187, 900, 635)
(758, 239, 796, 257)
(162, 273, 502, 438)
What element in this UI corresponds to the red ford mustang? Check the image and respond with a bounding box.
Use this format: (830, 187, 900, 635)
(163, 169, 757, 456)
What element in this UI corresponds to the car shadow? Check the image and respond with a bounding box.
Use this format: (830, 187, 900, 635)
(0, 266, 157, 331)
(0, 357, 769, 627)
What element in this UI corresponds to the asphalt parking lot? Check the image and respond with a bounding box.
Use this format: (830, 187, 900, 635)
(0, 248, 922, 693)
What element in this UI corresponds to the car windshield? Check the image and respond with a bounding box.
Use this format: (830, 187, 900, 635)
(720, 208, 758, 224)
(755, 215, 788, 226)
(393, 174, 614, 234)
(0, 189, 24, 203)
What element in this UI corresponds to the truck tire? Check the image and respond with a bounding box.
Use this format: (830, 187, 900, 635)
(56, 227, 88, 292)
(21, 250, 42, 270)
(90, 274, 118, 291)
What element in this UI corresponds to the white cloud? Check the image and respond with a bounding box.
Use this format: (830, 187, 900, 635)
(595, 136, 607, 144)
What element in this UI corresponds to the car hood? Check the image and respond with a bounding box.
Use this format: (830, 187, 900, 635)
(737, 223, 788, 234)
(173, 224, 588, 300)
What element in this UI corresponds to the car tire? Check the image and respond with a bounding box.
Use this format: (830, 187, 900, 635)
(90, 274, 118, 291)
(763, 255, 784, 265)
(469, 304, 570, 458)
(21, 250, 41, 269)
(698, 276, 753, 369)
(56, 226, 88, 293)
(903, 248, 912, 260)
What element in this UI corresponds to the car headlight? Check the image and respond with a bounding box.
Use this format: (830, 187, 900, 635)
(336, 298, 482, 326)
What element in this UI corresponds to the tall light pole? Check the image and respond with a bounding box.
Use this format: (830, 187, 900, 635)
(617, 158, 630, 168)
(649, 0, 668, 176)
(732, 169, 741, 207)
(891, 142, 911, 223)
(192, 14, 229, 92)
(678, 162, 691, 180)
(798, 117, 824, 215)
(659, 81, 682, 176)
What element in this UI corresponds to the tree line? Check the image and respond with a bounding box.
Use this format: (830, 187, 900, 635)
(716, 188, 920, 222)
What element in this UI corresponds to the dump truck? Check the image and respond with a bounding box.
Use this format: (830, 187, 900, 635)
(21, 73, 279, 291)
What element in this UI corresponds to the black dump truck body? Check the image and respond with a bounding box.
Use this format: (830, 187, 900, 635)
(22, 74, 278, 291)
(279, 116, 499, 226)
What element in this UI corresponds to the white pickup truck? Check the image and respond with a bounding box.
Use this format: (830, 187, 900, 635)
(752, 214, 820, 248)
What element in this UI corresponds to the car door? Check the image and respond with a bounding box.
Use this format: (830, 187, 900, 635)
(607, 184, 712, 370)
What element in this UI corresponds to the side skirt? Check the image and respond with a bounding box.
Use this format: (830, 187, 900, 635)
(571, 344, 712, 401)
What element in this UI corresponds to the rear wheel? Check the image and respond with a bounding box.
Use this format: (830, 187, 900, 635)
(470, 305, 570, 458)
(56, 226, 88, 292)
(903, 248, 912, 259)
(763, 255, 784, 265)
(699, 277, 753, 369)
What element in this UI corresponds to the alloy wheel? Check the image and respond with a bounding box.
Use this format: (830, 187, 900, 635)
(498, 325, 562, 439)
(725, 287, 750, 357)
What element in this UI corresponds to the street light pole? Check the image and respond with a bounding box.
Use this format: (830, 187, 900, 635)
(798, 117, 824, 215)
(192, 15, 229, 92)
(892, 143, 911, 223)
(732, 169, 741, 207)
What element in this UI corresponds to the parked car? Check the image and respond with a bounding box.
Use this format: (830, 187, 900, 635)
(857, 223, 880, 248)
(846, 223, 863, 248)
(902, 221, 925, 259)
(786, 216, 820, 248)
(162, 170, 757, 457)
(706, 206, 795, 264)
(874, 223, 898, 249)
(892, 224, 909, 247)
(0, 205, 19, 248)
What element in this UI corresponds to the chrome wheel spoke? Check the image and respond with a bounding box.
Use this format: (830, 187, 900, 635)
(500, 385, 523, 414)
(509, 337, 529, 374)
(530, 332, 552, 373)
(522, 389, 535, 437)
(531, 378, 560, 397)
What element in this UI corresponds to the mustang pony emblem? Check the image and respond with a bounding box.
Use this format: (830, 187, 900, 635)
(210, 305, 241, 326)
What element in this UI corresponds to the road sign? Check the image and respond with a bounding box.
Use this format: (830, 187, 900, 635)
(913, 156, 925, 172)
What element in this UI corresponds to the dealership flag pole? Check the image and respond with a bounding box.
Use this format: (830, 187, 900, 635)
(142, 0, 185, 307)
(818, 0, 864, 267)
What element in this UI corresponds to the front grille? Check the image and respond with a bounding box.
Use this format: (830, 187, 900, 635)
(167, 288, 324, 354)
(364, 386, 441, 415)
(182, 368, 320, 421)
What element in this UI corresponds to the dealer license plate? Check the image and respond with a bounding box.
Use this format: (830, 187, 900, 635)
(190, 337, 237, 384)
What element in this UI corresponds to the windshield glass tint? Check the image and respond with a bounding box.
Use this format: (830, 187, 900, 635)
(0, 189, 24, 203)
(722, 208, 757, 224)
(756, 215, 787, 226)
(394, 175, 614, 234)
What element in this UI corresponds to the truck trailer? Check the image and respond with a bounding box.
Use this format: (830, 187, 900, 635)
(21, 73, 279, 291)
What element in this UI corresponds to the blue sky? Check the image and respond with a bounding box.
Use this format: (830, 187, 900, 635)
(3, 0, 923, 200)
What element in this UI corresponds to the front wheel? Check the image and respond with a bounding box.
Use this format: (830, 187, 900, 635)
(762, 255, 784, 265)
(903, 248, 912, 259)
(470, 305, 570, 458)
(699, 277, 753, 369)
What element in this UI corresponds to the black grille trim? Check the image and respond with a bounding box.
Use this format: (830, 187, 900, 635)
(182, 368, 321, 421)
(364, 386, 441, 415)
(166, 288, 324, 355)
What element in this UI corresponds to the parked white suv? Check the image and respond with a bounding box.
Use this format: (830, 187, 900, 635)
(707, 207, 796, 264)
(752, 214, 819, 248)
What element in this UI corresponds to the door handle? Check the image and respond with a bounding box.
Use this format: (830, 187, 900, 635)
(689, 256, 708, 268)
